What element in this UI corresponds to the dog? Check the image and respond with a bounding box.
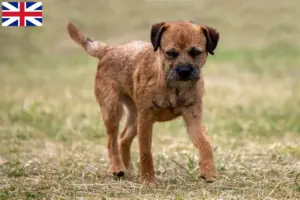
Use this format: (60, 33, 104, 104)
(67, 20, 219, 184)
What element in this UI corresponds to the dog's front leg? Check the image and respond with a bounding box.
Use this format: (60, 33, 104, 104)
(182, 105, 217, 182)
(137, 111, 156, 184)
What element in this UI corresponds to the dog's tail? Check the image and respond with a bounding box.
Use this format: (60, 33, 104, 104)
(67, 21, 109, 58)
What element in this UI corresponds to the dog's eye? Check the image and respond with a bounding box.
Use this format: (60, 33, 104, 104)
(189, 48, 202, 58)
(165, 50, 179, 59)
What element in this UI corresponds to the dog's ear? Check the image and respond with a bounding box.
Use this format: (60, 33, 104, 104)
(200, 25, 219, 55)
(151, 22, 167, 51)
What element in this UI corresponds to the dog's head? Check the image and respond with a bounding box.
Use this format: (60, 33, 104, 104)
(151, 21, 219, 84)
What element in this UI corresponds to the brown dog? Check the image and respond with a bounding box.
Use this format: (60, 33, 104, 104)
(67, 20, 219, 183)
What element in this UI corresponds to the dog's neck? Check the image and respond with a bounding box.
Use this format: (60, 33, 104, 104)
(153, 78, 200, 109)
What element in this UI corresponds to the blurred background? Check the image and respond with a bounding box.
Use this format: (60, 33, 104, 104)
(1, 0, 299, 69)
(0, 0, 299, 199)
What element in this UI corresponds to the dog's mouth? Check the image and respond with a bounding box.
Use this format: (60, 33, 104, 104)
(166, 64, 200, 83)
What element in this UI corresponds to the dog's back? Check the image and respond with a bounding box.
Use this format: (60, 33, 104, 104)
(95, 40, 153, 98)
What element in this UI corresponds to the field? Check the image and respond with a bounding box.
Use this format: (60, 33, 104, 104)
(0, 0, 300, 199)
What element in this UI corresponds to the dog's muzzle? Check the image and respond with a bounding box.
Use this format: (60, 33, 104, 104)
(169, 64, 200, 81)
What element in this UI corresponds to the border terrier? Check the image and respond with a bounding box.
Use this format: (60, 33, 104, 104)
(67, 20, 219, 183)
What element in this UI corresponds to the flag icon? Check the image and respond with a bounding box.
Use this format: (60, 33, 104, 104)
(2, 2, 42, 27)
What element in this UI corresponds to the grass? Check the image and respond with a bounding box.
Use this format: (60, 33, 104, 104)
(0, 0, 300, 199)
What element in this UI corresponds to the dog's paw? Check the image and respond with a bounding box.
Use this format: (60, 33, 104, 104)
(112, 171, 125, 177)
(108, 166, 126, 178)
(200, 161, 217, 183)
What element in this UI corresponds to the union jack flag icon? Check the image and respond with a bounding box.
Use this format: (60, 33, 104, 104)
(2, 2, 42, 27)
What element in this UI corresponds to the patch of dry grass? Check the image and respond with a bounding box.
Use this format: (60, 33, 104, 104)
(0, 134, 299, 199)
(0, 0, 300, 199)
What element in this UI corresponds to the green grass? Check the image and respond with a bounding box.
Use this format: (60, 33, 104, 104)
(0, 0, 300, 199)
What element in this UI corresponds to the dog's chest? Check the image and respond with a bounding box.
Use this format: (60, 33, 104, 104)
(151, 87, 196, 122)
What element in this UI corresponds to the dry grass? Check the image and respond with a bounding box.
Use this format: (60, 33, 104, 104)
(0, 0, 300, 199)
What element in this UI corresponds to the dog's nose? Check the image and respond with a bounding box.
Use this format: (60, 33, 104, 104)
(176, 65, 193, 80)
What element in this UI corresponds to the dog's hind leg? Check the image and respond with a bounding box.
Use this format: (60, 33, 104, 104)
(98, 91, 125, 177)
(119, 97, 137, 172)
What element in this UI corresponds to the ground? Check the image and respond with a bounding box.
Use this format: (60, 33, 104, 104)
(0, 0, 300, 199)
